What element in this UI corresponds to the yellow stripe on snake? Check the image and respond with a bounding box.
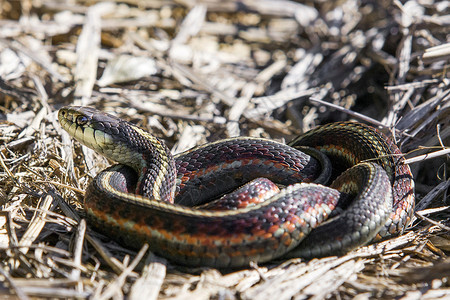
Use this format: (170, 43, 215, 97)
(59, 106, 415, 268)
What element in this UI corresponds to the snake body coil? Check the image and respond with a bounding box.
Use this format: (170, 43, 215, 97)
(59, 106, 414, 268)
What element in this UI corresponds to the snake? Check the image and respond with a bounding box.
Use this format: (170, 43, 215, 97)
(58, 106, 415, 268)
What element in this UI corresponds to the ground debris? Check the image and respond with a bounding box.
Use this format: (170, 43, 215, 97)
(0, 0, 449, 299)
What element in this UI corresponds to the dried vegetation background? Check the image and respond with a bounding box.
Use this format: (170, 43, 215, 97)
(0, 0, 449, 299)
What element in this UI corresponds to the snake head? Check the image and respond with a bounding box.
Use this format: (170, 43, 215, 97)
(59, 106, 119, 151)
(58, 106, 174, 191)
(58, 106, 147, 168)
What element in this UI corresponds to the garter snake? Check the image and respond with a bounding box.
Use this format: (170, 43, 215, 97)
(58, 106, 415, 268)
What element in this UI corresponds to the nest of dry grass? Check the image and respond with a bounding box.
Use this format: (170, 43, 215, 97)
(0, 0, 449, 299)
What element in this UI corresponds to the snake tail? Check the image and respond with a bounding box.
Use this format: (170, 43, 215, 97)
(289, 122, 415, 239)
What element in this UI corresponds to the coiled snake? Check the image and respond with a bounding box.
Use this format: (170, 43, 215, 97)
(59, 106, 414, 268)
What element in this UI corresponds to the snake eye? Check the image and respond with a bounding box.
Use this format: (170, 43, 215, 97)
(76, 115, 88, 126)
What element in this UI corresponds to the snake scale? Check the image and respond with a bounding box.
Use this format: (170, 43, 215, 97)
(58, 106, 415, 268)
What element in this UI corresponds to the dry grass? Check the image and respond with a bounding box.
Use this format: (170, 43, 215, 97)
(0, 0, 449, 299)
